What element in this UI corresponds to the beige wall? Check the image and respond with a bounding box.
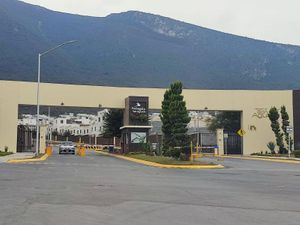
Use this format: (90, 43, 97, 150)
(0, 80, 293, 155)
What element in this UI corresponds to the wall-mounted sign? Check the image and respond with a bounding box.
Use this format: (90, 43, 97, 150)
(129, 100, 148, 124)
(131, 102, 146, 114)
(252, 108, 268, 119)
(124, 96, 149, 126)
(237, 128, 246, 137)
(249, 125, 257, 131)
(286, 126, 293, 134)
(131, 132, 147, 143)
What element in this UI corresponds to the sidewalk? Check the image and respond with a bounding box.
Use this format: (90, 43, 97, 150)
(221, 155, 300, 164)
(0, 153, 34, 163)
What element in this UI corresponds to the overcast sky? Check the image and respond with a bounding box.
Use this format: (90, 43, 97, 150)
(21, 0, 300, 46)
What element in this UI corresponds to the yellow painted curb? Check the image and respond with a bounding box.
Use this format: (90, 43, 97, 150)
(221, 155, 300, 164)
(97, 151, 224, 169)
(7, 154, 49, 163)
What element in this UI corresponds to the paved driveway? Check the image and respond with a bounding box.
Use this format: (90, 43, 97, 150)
(0, 148, 299, 225)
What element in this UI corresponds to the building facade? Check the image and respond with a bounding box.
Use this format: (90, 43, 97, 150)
(0, 80, 299, 155)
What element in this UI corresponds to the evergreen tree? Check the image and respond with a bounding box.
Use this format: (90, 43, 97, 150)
(160, 88, 172, 149)
(103, 109, 123, 138)
(268, 107, 286, 154)
(63, 130, 72, 141)
(280, 105, 293, 150)
(160, 81, 191, 158)
(207, 111, 241, 132)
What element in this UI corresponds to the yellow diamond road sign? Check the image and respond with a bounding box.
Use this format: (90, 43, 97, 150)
(237, 129, 246, 137)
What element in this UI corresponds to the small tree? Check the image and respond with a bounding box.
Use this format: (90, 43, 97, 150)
(268, 107, 285, 154)
(103, 109, 123, 138)
(280, 106, 293, 150)
(267, 141, 276, 154)
(207, 111, 240, 132)
(160, 81, 191, 159)
(52, 130, 58, 141)
(63, 130, 72, 141)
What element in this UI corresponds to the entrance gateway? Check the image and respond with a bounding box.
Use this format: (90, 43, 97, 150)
(0, 81, 299, 155)
(120, 96, 151, 154)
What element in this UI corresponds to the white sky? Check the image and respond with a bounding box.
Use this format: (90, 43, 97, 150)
(21, 0, 300, 46)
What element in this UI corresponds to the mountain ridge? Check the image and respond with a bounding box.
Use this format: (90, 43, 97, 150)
(0, 0, 300, 90)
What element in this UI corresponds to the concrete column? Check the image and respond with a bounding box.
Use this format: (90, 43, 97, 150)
(39, 125, 47, 154)
(0, 101, 18, 153)
(216, 128, 224, 155)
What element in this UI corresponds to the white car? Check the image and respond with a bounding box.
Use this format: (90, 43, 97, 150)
(59, 141, 76, 154)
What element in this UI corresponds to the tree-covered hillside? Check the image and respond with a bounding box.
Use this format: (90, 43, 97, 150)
(1, 0, 300, 89)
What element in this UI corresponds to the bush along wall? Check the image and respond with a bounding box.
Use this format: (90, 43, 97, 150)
(294, 150, 300, 158)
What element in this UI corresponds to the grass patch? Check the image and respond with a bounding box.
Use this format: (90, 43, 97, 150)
(125, 153, 215, 165)
(0, 152, 13, 157)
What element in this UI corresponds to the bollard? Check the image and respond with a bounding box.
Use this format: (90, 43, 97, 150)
(81, 147, 86, 156)
(78, 147, 86, 157)
(46, 145, 52, 156)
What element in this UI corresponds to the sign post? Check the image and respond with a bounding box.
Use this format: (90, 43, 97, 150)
(224, 133, 228, 155)
(237, 129, 245, 157)
(286, 126, 293, 158)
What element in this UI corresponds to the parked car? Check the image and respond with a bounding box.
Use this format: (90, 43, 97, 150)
(59, 141, 76, 154)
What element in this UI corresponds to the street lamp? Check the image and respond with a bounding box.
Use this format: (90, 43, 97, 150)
(35, 40, 77, 156)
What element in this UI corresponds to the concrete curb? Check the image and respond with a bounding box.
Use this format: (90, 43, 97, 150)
(97, 151, 224, 169)
(221, 155, 300, 164)
(7, 154, 49, 163)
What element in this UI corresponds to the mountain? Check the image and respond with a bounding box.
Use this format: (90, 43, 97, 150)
(0, 0, 300, 89)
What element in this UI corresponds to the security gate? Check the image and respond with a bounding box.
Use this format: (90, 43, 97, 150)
(17, 125, 35, 152)
(224, 132, 242, 155)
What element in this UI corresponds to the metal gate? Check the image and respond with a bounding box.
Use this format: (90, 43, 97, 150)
(224, 132, 242, 155)
(17, 125, 35, 152)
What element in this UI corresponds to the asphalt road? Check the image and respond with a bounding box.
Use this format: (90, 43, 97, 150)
(0, 148, 299, 225)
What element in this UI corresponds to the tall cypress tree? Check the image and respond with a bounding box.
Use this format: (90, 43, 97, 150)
(160, 89, 172, 149)
(103, 109, 123, 138)
(268, 107, 286, 154)
(280, 105, 293, 150)
(160, 81, 191, 158)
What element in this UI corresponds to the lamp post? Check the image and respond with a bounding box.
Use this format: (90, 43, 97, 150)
(35, 40, 77, 156)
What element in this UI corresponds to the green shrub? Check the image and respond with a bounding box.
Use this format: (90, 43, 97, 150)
(166, 146, 190, 160)
(294, 150, 300, 158)
(267, 142, 276, 154)
(163, 147, 180, 158)
(141, 142, 152, 155)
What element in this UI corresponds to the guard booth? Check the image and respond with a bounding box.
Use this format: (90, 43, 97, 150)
(120, 96, 152, 154)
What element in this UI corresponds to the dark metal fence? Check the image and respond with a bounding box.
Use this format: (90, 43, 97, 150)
(224, 132, 242, 155)
(17, 125, 35, 152)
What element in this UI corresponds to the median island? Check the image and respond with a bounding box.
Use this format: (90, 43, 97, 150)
(125, 153, 214, 165)
(98, 150, 223, 169)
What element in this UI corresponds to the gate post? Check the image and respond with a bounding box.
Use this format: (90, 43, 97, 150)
(216, 129, 224, 155)
(39, 125, 47, 154)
